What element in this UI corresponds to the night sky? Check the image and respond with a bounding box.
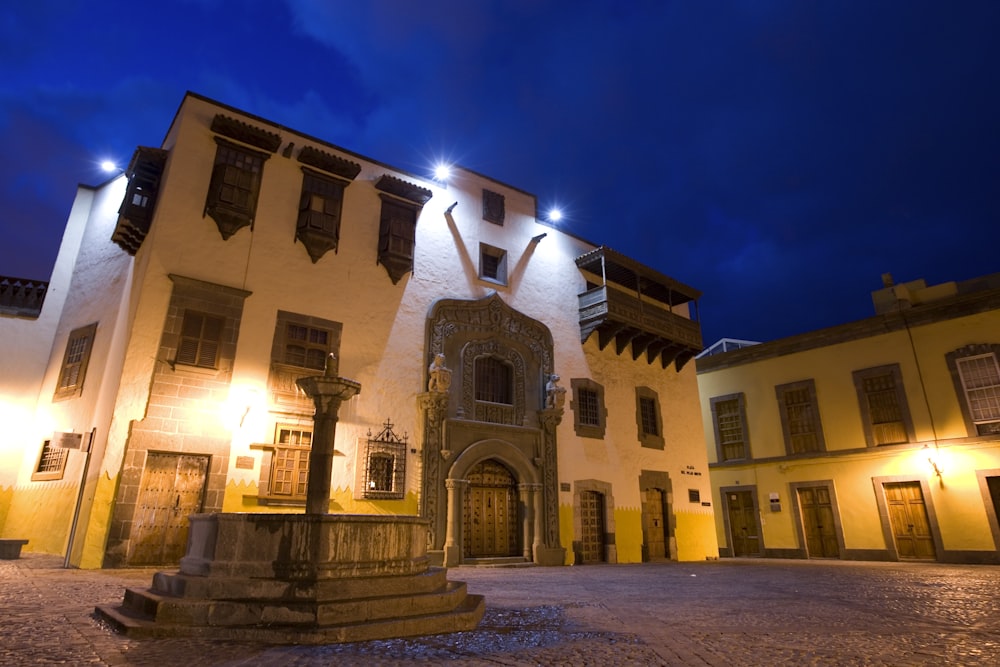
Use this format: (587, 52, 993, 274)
(2, 1, 998, 346)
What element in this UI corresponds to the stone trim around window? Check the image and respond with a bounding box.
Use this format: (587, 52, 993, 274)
(570, 378, 607, 439)
(478, 243, 508, 286)
(710, 392, 750, 462)
(775, 379, 826, 455)
(53, 322, 97, 401)
(635, 386, 665, 450)
(852, 363, 915, 447)
(946, 343, 1000, 437)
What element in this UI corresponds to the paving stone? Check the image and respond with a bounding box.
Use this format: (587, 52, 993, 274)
(2, 555, 999, 665)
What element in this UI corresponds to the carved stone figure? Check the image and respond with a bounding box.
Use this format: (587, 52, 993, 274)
(545, 373, 566, 410)
(427, 353, 452, 393)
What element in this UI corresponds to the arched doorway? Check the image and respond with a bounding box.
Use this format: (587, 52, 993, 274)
(463, 459, 520, 558)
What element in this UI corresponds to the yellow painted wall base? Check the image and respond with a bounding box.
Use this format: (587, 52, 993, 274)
(675, 511, 720, 561)
(614, 507, 643, 563)
(223, 480, 419, 516)
(77, 472, 119, 569)
(559, 502, 574, 565)
(3, 482, 77, 556)
(0, 485, 12, 535)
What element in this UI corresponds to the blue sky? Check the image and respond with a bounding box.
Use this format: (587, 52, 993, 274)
(2, 0, 998, 345)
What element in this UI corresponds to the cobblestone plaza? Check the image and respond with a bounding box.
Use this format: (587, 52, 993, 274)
(3, 554, 998, 666)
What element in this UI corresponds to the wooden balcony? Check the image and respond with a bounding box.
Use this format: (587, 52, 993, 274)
(576, 247, 703, 371)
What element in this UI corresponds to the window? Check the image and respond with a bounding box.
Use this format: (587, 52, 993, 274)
(362, 420, 407, 500)
(296, 170, 347, 262)
(269, 425, 312, 498)
(31, 440, 68, 481)
(571, 378, 606, 438)
(688, 489, 701, 503)
(635, 386, 664, 449)
(776, 379, 825, 454)
(267, 312, 342, 408)
(955, 351, 1000, 435)
(711, 393, 750, 461)
(853, 365, 914, 446)
(204, 138, 267, 239)
(176, 311, 224, 368)
(475, 356, 513, 404)
(482, 189, 505, 225)
(479, 243, 508, 285)
(54, 323, 97, 400)
(284, 323, 330, 371)
(377, 196, 418, 284)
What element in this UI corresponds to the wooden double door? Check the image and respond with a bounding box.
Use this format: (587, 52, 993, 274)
(129, 452, 209, 565)
(726, 490, 761, 556)
(463, 459, 520, 558)
(884, 481, 936, 560)
(798, 486, 840, 558)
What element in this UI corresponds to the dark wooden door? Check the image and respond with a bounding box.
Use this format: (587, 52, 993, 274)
(642, 488, 669, 560)
(727, 490, 761, 556)
(130, 453, 209, 565)
(463, 460, 519, 557)
(580, 490, 606, 563)
(884, 481, 936, 560)
(798, 486, 840, 558)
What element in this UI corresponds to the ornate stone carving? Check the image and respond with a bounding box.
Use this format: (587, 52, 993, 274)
(417, 391, 449, 547)
(545, 374, 566, 410)
(427, 353, 452, 393)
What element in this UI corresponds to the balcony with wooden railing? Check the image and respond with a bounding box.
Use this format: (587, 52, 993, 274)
(576, 247, 703, 371)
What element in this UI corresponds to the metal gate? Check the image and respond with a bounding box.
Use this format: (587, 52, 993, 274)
(580, 490, 606, 563)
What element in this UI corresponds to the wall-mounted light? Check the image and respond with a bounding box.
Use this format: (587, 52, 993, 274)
(547, 208, 563, 222)
(531, 232, 547, 244)
(445, 202, 458, 215)
(434, 163, 452, 182)
(924, 444, 943, 478)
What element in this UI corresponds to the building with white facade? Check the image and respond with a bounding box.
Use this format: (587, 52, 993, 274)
(0, 92, 717, 568)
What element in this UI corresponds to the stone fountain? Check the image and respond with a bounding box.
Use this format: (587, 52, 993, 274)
(96, 355, 484, 643)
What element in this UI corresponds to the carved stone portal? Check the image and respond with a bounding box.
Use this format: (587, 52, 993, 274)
(420, 293, 565, 566)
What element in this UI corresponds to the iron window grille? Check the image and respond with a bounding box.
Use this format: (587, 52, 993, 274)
(363, 420, 407, 500)
(32, 440, 68, 481)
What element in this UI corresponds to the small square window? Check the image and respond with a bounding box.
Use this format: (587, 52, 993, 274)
(479, 243, 508, 285)
(32, 440, 69, 481)
(482, 189, 505, 225)
(688, 489, 701, 503)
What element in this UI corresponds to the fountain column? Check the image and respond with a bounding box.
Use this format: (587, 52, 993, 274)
(296, 354, 362, 514)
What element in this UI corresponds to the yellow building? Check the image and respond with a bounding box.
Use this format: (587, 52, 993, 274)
(697, 274, 1000, 563)
(0, 92, 717, 568)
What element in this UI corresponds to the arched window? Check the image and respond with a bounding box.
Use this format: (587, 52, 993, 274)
(475, 356, 513, 405)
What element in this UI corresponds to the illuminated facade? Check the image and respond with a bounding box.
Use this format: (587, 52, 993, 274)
(697, 274, 1000, 563)
(0, 93, 717, 568)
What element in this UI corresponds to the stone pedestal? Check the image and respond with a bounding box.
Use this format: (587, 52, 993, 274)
(95, 513, 484, 644)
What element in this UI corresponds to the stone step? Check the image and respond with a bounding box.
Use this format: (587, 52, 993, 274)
(95, 593, 486, 645)
(151, 565, 449, 601)
(461, 557, 534, 568)
(109, 579, 473, 628)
